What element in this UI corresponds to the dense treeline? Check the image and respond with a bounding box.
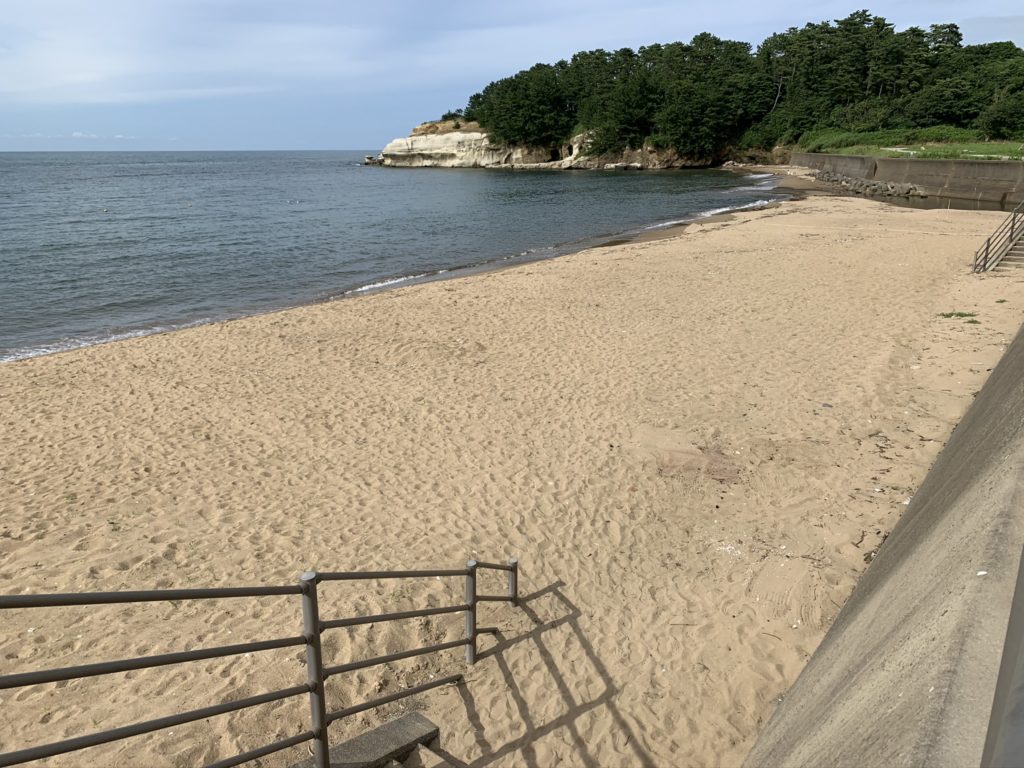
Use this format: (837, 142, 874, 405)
(447, 10, 1024, 158)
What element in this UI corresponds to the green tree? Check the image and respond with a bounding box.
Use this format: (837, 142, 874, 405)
(458, 10, 1024, 158)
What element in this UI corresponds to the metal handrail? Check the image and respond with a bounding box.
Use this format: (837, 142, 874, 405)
(325, 673, 464, 725)
(206, 731, 317, 768)
(0, 635, 307, 689)
(974, 200, 1024, 272)
(0, 584, 303, 608)
(317, 568, 470, 580)
(0, 684, 313, 767)
(0, 556, 520, 768)
(321, 602, 470, 630)
(323, 638, 470, 677)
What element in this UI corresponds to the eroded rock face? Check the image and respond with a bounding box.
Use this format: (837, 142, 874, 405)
(377, 122, 717, 169)
(380, 131, 552, 168)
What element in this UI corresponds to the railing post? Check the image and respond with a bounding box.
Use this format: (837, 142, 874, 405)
(300, 572, 330, 768)
(507, 557, 519, 605)
(985, 239, 991, 271)
(465, 560, 477, 665)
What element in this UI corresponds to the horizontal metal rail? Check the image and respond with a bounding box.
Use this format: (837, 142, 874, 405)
(0, 684, 311, 767)
(205, 731, 315, 768)
(0, 635, 307, 690)
(0, 556, 520, 768)
(323, 638, 469, 678)
(325, 674, 464, 725)
(317, 569, 469, 581)
(474, 560, 515, 571)
(321, 603, 469, 630)
(0, 585, 301, 609)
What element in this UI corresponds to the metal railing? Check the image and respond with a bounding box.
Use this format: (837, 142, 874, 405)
(0, 557, 519, 768)
(973, 199, 1024, 272)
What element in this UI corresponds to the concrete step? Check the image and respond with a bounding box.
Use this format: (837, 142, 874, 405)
(289, 713, 440, 768)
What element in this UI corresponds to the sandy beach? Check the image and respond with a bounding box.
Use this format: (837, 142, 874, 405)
(2, 189, 1023, 767)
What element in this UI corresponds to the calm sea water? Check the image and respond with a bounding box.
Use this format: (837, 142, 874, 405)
(0, 150, 783, 362)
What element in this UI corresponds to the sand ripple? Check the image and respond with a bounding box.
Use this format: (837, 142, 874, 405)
(2, 194, 1022, 766)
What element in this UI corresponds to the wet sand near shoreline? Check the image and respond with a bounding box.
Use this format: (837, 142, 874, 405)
(1, 192, 1023, 767)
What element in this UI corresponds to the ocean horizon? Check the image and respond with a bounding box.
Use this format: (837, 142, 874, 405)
(0, 150, 784, 362)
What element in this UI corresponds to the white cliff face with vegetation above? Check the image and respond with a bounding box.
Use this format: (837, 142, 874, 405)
(380, 120, 554, 168)
(377, 120, 721, 169)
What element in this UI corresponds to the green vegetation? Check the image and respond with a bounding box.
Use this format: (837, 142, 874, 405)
(938, 311, 977, 318)
(454, 11, 1024, 159)
(797, 127, 1024, 158)
(803, 142, 1024, 160)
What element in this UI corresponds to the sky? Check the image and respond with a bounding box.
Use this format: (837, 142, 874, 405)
(1, 0, 1022, 152)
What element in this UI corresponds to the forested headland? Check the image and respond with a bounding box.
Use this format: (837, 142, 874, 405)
(443, 10, 1024, 161)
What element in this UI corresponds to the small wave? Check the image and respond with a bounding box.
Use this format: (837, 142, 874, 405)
(642, 218, 692, 231)
(514, 246, 556, 258)
(744, 172, 775, 180)
(0, 320, 212, 363)
(345, 273, 430, 295)
(641, 198, 776, 231)
(697, 199, 775, 218)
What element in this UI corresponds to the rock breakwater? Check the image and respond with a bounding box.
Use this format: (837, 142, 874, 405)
(814, 169, 923, 198)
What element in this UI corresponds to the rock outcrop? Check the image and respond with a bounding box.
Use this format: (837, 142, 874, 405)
(375, 121, 718, 170)
(379, 121, 553, 168)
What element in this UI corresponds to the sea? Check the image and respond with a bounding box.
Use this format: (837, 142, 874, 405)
(0, 150, 784, 362)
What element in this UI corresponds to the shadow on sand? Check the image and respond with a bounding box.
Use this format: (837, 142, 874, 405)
(451, 579, 656, 768)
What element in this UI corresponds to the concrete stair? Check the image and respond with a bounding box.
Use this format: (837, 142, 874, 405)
(992, 242, 1024, 271)
(291, 713, 460, 768)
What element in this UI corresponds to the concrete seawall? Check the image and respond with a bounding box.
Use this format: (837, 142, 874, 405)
(791, 152, 1024, 208)
(744, 322, 1024, 767)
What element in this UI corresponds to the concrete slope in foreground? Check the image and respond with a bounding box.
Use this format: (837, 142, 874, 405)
(744, 321, 1024, 767)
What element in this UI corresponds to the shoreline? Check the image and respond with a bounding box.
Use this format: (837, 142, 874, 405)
(1, 171, 787, 365)
(2, 192, 1021, 766)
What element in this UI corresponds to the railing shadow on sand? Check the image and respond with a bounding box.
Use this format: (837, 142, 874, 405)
(455, 580, 656, 768)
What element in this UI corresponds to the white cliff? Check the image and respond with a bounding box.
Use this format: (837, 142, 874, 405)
(375, 121, 717, 169)
(380, 123, 553, 168)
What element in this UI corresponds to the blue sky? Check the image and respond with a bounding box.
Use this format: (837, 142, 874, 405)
(1, 1, 1021, 151)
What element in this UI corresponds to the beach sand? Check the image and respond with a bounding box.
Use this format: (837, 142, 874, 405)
(2, 192, 1023, 767)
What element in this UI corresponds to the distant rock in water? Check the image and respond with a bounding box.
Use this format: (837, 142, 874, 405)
(378, 120, 717, 170)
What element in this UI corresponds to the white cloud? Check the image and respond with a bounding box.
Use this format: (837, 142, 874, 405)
(0, 0, 1018, 109)
(0, 0, 1020, 150)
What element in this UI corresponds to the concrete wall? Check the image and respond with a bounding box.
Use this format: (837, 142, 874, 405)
(744, 323, 1024, 767)
(791, 152, 1024, 208)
